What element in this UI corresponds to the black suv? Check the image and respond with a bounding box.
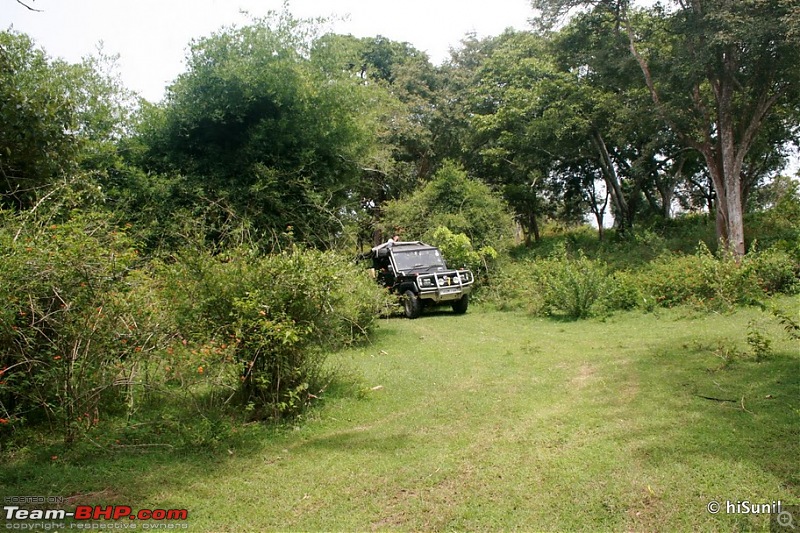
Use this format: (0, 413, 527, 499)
(365, 241, 474, 318)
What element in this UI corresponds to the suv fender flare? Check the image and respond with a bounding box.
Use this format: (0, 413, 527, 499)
(397, 281, 418, 294)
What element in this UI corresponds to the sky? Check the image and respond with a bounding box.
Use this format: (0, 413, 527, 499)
(2, 0, 797, 174)
(1, 0, 534, 102)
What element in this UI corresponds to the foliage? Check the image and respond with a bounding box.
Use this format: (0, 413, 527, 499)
(745, 177, 800, 259)
(744, 246, 799, 295)
(636, 246, 746, 309)
(771, 306, 800, 341)
(466, 30, 564, 242)
(0, 30, 137, 214)
(532, 0, 800, 255)
(2, 2, 799, 460)
(0, 31, 78, 210)
(428, 226, 498, 276)
(309, 33, 457, 248)
(746, 320, 773, 362)
(132, 12, 378, 247)
(381, 160, 514, 250)
(533, 247, 614, 319)
(0, 210, 169, 444)
(159, 245, 391, 419)
(0, 205, 391, 445)
(486, 230, 799, 318)
(483, 245, 615, 319)
(637, 243, 798, 310)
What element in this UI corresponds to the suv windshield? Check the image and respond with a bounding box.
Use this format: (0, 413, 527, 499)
(392, 248, 446, 271)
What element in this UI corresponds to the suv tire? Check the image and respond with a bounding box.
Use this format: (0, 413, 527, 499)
(403, 290, 422, 319)
(451, 294, 469, 314)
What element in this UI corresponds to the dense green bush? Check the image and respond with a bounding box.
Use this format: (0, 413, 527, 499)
(381, 161, 515, 250)
(745, 178, 800, 259)
(635, 249, 717, 307)
(429, 226, 498, 276)
(743, 246, 799, 295)
(485, 247, 613, 319)
(0, 211, 169, 443)
(481, 259, 540, 313)
(0, 209, 390, 445)
(486, 241, 798, 318)
(160, 246, 391, 419)
(536, 250, 612, 319)
(637, 244, 780, 310)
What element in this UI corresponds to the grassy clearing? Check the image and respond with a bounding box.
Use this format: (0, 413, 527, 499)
(2, 299, 798, 531)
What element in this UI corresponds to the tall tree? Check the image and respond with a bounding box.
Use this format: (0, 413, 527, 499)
(134, 12, 378, 246)
(467, 27, 664, 239)
(310, 33, 447, 247)
(0, 30, 136, 213)
(532, 0, 800, 255)
(466, 30, 561, 242)
(0, 31, 78, 209)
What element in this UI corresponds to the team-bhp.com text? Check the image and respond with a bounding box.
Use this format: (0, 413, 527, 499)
(4, 506, 188, 529)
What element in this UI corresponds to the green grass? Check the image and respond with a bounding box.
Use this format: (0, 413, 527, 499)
(2, 299, 798, 531)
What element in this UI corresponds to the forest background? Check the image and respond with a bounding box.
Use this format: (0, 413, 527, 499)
(1, 0, 799, 451)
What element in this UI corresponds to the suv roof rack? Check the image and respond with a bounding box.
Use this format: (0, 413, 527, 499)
(371, 240, 425, 253)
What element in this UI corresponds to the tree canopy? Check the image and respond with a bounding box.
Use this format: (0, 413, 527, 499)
(2, 1, 797, 253)
(381, 161, 515, 250)
(131, 13, 382, 246)
(530, 0, 800, 254)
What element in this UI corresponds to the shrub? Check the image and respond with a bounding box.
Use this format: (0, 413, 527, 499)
(605, 270, 644, 312)
(488, 239, 792, 319)
(429, 226, 498, 277)
(535, 249, 612, 319)
(636, 252, 712, 307)
(636, 244, 764, 310)
(381, 161, 515, 251)
(487, 248, 636, 318)
(743, 246, 799, 295)
(159, 246, 390, 419)
(481, 259, 541, 313)
(462, 224, 797, 321)
(745, 178, 800, 259)
(0, 211, 169, 443)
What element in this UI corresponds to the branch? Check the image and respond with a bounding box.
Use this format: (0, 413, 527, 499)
(13, 182, 68, 243)
(738, 84, 789, 161)
(622, 12, 681, 137)
(15, 0, 43, 12)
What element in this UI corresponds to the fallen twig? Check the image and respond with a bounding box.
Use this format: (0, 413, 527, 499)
(740, 396, 754, 415)
(110, 443, 175, 449)
(696, 395, 736, 403)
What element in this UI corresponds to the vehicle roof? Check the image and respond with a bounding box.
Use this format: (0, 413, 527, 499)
(390, 242, 439, 253)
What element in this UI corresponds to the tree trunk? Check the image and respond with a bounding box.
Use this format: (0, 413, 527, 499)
(623, 10, 746, 255)
(586, 177, 609, 241)
(522, 211, 540, 246)
(594, 211, 604, 241)
(591, 130, 631, 233)
(716, 68, 746, 256)
(529, 212, 540, 243)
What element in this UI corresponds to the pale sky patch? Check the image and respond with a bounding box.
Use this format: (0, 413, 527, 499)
(2, 0, 534, 101)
